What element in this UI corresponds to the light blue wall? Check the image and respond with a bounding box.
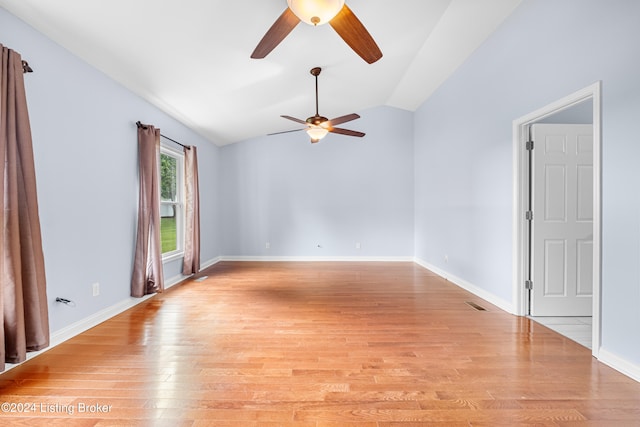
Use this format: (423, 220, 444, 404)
(414, 0, 640, 366)
(220, 106, 415, 258)
(1, 7, 221, 333)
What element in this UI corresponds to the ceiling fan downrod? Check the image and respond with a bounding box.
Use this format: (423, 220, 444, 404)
(308, 67, 327, 125)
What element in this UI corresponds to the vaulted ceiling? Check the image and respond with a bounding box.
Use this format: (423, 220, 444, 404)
(1, 0, 522, 145)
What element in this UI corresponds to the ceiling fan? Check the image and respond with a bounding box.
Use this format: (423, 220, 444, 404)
(270, 67, 365, 143)
(251, 0, 382, 64)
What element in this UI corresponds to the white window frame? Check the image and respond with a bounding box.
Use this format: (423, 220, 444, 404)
(159, 144, 185, 262)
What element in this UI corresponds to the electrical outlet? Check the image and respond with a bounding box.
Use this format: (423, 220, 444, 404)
(355, 242, 361, 249)
(265, 242, 270, 249)
(92, 282, 100, 296)
(444, 255, 449, 263)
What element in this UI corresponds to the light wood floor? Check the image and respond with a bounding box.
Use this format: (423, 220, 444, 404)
(1, 261, 639, 426)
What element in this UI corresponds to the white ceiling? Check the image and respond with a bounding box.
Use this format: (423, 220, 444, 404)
(1, 0, 522, 145)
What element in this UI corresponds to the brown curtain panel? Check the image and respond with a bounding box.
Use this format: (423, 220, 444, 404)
(1, 45, 50, 371)
(131, 124, 164, 297)
(182, 146, 200, 275)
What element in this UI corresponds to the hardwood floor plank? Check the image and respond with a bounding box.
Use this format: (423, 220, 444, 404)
(1, 261, 639, 426)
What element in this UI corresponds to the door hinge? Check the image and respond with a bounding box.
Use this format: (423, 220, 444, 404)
(526, 140, 534, 151)
(525, 210, 533, 221)
(525, 280, 533, 290)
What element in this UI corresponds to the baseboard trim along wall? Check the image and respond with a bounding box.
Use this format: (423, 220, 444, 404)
(47, 257, 222, 349)
(598, 349, 640, 383)
(413, 259, 640, 384)
(2, 294, 154, 373)
(220, 256, 415, 262)
(414, 258, 514, 314)
(200, 256, 222, 270)
(1, 256, 221, 374)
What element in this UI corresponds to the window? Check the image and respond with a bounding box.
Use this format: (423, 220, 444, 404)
(159, 145, 184, 260)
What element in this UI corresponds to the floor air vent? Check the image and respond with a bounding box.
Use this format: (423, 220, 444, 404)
(466, 301, 487, 311)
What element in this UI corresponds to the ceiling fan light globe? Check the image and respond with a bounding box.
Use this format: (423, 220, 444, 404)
(287, 0, 345, 26)
(306, 126, 329, 140)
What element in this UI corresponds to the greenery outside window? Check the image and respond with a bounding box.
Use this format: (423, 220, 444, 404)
(160, 146, 184, 260)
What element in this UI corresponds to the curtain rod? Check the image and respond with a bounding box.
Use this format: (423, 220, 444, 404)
(136, 121, 191, 150)
(22, 60, 33, 73)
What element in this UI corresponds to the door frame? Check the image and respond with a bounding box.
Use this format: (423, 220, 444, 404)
(512, 81, 602, 358)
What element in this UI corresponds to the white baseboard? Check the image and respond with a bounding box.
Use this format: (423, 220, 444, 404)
(414, 258, 514, 313)
(3, 293, 156, 373)
(164, 257, 222, 288)
(49, 296, 155, 346)
(598, 348, 640, 383)
(220, 256, 415, 262)
(413, 259, 640, 384)
(200, 256, 221, 270)
(3, 260, 226, 374)
(165, 274, 188, 289)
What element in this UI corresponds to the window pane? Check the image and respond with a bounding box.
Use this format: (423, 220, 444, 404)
(161, 213, 177, 253)
(160, 153, 177, 202)
(160, 152, 178, 255)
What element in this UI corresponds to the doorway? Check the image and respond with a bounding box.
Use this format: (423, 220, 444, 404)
(512, 82, 601, 357)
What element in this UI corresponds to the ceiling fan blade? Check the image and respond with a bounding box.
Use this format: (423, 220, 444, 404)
(328, 127, 365, 137)
(329, 4, 382, 64)
(325, 113, 360, 127)
(251, 8, 300, 59)
(268, 128, 304, 136)
(281, 115, 308, 125)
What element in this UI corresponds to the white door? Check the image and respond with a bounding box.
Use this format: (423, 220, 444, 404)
(530, 124, 593, 316)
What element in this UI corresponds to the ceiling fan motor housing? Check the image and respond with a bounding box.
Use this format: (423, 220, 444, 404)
(307, 115, 328, 125)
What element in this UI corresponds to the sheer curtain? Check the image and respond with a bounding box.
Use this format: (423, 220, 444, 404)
(182, 146, 200, 275)
(1, 45, 50, 371)
(131, 123, 164, 297)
